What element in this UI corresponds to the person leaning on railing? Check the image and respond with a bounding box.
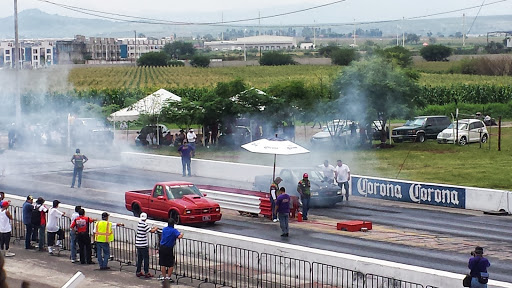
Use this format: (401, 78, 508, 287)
(94, 212, 124, 270)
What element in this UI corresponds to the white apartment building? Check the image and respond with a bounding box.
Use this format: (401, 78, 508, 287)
(117, 37, 174, 59)
(0, 40, 55, 68)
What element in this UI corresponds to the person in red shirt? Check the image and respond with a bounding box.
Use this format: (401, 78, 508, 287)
(70, 209, 96, 264)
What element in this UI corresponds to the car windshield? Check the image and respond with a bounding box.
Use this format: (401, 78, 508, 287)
(166, 185, 202, 199)
(447, 123, 468, 130)
(291, 169, 324, 181)
(409, 118, 426, 126)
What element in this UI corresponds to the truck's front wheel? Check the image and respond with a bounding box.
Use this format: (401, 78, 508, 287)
(169, 210, 180, 224)
(132, 204, 141, 217)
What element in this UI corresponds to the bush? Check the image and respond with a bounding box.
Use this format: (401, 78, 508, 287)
(376, 46, 412, 68)
(167, 60, 185, 67)
(136, 52, 168, 66)
(190, 55, 211, 68)
(318, 45, 340, 57)
(330, 48, 359, 66)
(451, 57, 512, 76)
(259, 51, 297, 66)
(420, 45, 452, 61)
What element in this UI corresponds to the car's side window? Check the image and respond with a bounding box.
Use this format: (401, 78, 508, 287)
(153, 185, 164, 198)
(469, 123, 477, 130)
(426, 118, 435, 126)
(474, 122, 483, 129)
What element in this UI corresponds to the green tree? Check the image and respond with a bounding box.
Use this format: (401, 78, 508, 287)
(163, 41, 196, 60)
(406, 33, 420, 44)
(136, 52, 168, 66)
(259, 51, 297, 66)
(332, 57, 422, 143)
(420, 44, 452, 61)
(318, 45, 340, 57)
(330, 47, 359, 66)
(190, 55, 211, 67)
(376, 46, 413, 68)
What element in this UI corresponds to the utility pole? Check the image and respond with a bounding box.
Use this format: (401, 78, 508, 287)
(402, 17, 405, 47)
(462, 13, 466, 47)
(134, 30, 137, 62)
(14, 0, 21, 126)
(353, 19, 356, 46)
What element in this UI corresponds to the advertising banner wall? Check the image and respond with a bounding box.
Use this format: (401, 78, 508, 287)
(352, 176, 466, 209)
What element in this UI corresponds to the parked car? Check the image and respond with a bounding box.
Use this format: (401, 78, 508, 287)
(70, 118, 114, 146)
(135, 124, 169, 146)
(310, 120, 358, 146)
(392, 116, 450, 143)
(125, 181, 222, 225)
(437, 119, 488, 145)
(253, 168, 343, 207)
(218, 125, 252, 147)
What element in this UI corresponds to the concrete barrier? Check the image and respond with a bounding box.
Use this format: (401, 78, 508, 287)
(6, 194, 512, 288)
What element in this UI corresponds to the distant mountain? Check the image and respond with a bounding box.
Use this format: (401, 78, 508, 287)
(0, 9, 511, 39)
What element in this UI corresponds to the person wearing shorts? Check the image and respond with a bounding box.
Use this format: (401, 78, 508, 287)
(158, 218, 183, 282)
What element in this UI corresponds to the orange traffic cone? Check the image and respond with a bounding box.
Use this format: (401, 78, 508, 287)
(298, 212, 303, 222)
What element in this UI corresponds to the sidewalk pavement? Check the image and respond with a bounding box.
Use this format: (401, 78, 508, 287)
(3, 241, 200, 288)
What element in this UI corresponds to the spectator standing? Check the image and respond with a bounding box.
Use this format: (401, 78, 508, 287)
(135, 213, 158, 278)
(22, 195, 35, 250)
(0, 192, 5, 207)
(158, 218, 183, 282)
(335, 160, 351, 201)
(269, 177, 283, 222)
(297, 173, 311, 221)
(186, 129, 197, 149)
(0, 202, 14, 257)
(69, 206, 81, 263)
(275, 187, 290, 237)
(320, 160, 336, 183)
(70, 208, 96, 265)
(178, 141, 195, 177)
(33, 197, 48, 251)
(47, 200, 65, 255)
(94, 212, 124, 270)
(71, 148, 88, 188)
(468, 246, 491, 288)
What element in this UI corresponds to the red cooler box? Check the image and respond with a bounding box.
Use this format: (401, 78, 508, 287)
(337, 220, 372, 232)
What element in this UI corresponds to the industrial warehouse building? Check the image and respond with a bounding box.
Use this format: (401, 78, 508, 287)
(204, 35, 297, 51)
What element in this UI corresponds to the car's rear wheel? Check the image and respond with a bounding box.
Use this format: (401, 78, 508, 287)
(169, 210, 180, 224)
(132, 204, 141, 217)
(459, 136, 468, 146)
(481, 134, 488, 143)
(416, 133, 426, 143)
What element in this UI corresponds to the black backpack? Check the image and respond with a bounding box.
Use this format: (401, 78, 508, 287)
(31, 205, 42, 226)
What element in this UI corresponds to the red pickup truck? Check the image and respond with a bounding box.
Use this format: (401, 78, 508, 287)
(125, 181, 222, 224)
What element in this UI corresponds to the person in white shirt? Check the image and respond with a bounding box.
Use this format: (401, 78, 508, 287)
(335, 160, 351, 201)
(47, 200, 65, 254)
(0, 201, 14, 257)
(319, 160, 336, 184)
(187, 129, 197, 150)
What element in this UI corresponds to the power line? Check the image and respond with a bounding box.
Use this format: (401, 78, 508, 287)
(36, 0, 509, 28)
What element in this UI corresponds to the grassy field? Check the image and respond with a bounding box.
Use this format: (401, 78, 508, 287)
(142, 126, 512, 190)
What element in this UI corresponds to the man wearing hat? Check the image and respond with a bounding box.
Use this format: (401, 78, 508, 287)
(33, 197, 48, 252)
(22, 195, 36, 249)
(71, 148, 88, 188)
(0, 201, 15, 257)
(135, 213, 158, 278)
(270, 177, 283, 222)
(186, 128, 197, 150)
(468, 246, 491, 287)
(178, 140, 195, 177)
(297, 173, 311, 221)
(47, 200, 65, 254)
(94, 212, 124, 270)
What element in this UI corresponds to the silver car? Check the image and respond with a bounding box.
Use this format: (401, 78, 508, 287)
(437, 119, 488, 145)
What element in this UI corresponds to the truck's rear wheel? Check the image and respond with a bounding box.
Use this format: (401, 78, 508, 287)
(132, 204, 141, 217)
(169, 210, 180, 224)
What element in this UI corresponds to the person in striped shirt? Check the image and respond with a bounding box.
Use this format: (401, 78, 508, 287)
(135, 213, 158, 278)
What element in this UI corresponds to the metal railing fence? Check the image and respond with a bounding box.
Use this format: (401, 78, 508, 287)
(8, 205, 439, 288)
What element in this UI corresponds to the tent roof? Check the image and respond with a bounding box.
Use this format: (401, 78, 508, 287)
(108, 89, 181, 122)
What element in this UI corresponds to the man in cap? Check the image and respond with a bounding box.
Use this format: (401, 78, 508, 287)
(178, 140, 195, 177)
(71, 148, 88, 188)
(47, 200, 65, 254)
(135, 212, 158, 278)
(468, 246, 491, 287)
(297, 173, 311, 221)
(0, 201, 15, 256)
(94, 212, 124, 270)
(22, 195, 36, 249)
(33, 197, 48, 251)
(269, 177, 283, 222)
(158, 218, 183, 282)
(275, 187, 290, 237)
(70, 208, 96, 264)
(186, 128, 197, 150)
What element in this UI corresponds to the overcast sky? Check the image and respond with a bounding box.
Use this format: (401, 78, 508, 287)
(1, 0, 511, 24)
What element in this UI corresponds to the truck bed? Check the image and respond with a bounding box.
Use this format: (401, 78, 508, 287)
(126, 189, 152, 196)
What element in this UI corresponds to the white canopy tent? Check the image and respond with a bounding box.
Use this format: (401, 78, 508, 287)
(108, 89, 181, 144)
(108, 88, 182, 122)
